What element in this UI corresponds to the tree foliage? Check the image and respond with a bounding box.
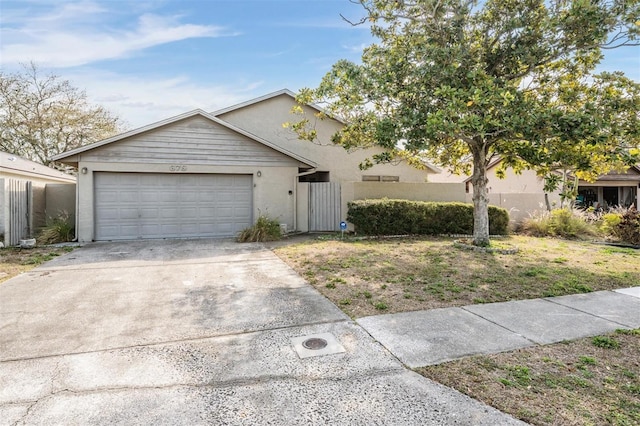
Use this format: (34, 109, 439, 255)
(290, 0, 640, 245)
(0, 63, 123, 167)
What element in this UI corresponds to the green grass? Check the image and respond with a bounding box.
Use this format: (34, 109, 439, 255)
(21, 252, 61, 265)
(592, 336, 620, 349)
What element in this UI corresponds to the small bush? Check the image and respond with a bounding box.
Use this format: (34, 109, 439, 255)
(520, 208, 598, 238)
(38, 211, 74, 244)
(346, 199, 509, 236)
(611, 209, 640, 245)
(599, 212, 622, 236)
(237, 215, 282, 242)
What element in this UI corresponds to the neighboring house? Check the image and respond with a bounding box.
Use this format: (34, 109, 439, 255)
(576, 167, 640, 210)
(430, 159, 639, 222)
(53, 89, 464, 243)
(429, 160, 561, 222)
(1, 151, 76, 245)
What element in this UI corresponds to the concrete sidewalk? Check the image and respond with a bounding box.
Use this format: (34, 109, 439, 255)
(357, 287, 640, 368)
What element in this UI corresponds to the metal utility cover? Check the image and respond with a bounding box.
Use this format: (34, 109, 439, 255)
(290, 332, 346, 359)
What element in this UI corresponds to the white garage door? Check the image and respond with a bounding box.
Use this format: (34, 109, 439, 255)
(94, 173, 252, 240)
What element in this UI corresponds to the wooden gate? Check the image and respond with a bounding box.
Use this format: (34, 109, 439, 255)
(3, 179, 32, 246)
(309, 182, 341, 231)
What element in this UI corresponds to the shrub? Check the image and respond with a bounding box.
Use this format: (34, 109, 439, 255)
(346, 199, 509, 236)
(237, 215, 282, 242)
(611, 209, 640, 245)
(599, 212, 622, 236)
(520, 208, 598, 238)
(38, 211, 74, 244)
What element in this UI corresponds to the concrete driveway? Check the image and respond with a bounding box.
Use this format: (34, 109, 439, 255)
(0, 239, 523, 425)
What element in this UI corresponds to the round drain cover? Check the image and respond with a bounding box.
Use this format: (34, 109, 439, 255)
(302, 337, 328, 350)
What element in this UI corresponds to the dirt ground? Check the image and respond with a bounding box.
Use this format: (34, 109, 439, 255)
(0, 245, 75, 284)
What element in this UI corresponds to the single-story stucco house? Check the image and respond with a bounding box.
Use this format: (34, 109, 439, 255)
(53, 89, 463, 243)
(1, 151, 76, 245)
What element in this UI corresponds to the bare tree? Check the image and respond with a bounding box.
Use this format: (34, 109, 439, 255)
(0, 62, 123, 166)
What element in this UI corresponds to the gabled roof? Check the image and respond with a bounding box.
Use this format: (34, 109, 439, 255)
(52, 109, 317, 168)
(212, 88, 345, 124)
(586, 165, 640, 182)
(1, 151, 75, 182)
(214, 89, 441, 174)
(212, 89, 297, 116)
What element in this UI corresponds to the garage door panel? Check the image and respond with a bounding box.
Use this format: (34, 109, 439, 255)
(140, 208, 159, 219)
(94, 173, 252, 240)
(161, 208, 179, 218)
(159, 192, 178, 202)
(118, 208, 139, 220)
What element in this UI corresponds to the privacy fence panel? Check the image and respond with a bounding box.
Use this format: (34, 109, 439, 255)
(309, 182, 341, 232)
(3, 178, 32, 246)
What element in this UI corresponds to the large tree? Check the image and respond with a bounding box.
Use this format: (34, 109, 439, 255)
(290, 0, 640, 245)
(0, 63, 123, 167)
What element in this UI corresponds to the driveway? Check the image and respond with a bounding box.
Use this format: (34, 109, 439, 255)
(0, 239, 523, 425)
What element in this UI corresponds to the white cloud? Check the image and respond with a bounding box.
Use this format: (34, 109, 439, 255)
(0, 1, 235, 68)
(66, 69, 265, 128)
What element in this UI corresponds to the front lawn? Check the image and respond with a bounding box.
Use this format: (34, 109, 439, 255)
(420, 329, 640, 426)
(274, 235, 640, 425)
(274, 235, 640, 318)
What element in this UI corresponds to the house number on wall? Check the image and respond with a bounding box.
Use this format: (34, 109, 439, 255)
(169, 165, 187, 172)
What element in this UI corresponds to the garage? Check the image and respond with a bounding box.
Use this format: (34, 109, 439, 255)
(52, 110, 316, 243)
(94, 172, 252, 240)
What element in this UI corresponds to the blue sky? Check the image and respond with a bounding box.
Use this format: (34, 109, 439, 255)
(1, 0, 639, 129)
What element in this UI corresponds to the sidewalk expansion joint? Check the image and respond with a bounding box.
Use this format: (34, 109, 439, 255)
(542, 295, 634, 329)
(460, 306, 539, 345)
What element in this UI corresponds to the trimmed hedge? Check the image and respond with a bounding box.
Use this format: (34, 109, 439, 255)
(347, 199, 509, 236)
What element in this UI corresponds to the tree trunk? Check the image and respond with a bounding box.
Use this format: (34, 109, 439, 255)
(470, 143, 490, 246)
(544, 193, 551, 211)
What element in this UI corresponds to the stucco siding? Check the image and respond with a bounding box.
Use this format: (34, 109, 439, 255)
(476, 193, 562, 224)
(351, 182, 466, 202)
(45, 184, 76, 228)
(487, 169, 545, 193)
(79, 116, 301, 168)
(216, 94, 431, 183)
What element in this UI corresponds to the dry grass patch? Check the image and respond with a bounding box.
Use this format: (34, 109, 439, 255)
(274, 235, 640, 318)
(418, 329, 640, 425)
(0, 246, 74, 284)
